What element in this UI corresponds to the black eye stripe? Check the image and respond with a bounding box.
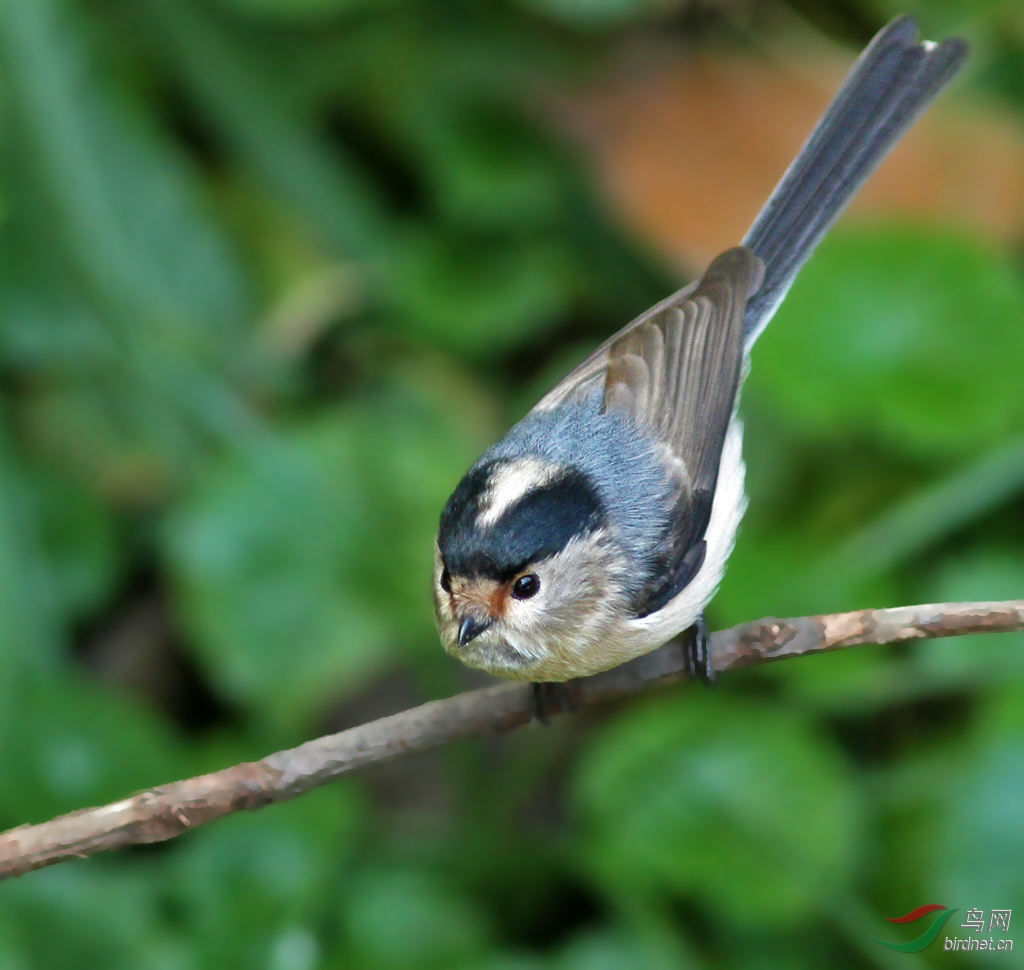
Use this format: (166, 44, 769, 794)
(438, 462, 603, 581)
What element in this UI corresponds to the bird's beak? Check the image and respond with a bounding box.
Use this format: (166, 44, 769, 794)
(458, 615, 492, 648)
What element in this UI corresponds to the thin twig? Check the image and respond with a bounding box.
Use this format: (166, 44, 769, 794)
(1, 600, 1021, 881)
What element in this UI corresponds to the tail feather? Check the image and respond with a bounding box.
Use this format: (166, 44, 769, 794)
(742, 15, 968, 347)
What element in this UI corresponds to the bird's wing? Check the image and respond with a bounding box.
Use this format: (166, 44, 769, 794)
(532, 279, 702, 414)
(536, 247, 763, 616)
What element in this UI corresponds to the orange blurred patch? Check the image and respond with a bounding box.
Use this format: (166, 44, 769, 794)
(559, 46, 1024, 272)
(452, 576, 510, 620)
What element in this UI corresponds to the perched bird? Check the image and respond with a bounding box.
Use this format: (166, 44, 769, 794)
(433, 17, 967, 701)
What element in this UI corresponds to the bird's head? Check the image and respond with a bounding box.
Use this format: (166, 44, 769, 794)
(433, 457, 625, 681)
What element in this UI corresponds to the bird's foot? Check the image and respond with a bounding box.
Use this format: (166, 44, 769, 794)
(530, 681, 578, 726)
(683, 613, 716, 685)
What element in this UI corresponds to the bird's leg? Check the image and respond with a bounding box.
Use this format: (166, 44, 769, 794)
(531, 683, 551, 726)
(683, 612, 716, 685)
(530, 682, 578, 725)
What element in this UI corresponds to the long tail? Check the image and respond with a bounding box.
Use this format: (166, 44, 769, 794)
(742, 15, 967, 348)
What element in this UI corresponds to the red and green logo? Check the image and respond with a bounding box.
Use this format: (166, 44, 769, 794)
(870, 905, 958, 953)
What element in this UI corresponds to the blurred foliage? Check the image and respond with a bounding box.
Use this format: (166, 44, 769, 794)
(0, 0, 1021, 967)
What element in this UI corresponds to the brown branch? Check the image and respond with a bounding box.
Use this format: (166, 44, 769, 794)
(1, 599, 1021, 881)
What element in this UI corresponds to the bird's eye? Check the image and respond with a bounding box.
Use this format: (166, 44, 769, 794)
(440, 568, 452, 593)
(511, 574, 540, 600)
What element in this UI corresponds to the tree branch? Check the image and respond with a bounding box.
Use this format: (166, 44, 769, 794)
(1, 600, 1021, 881)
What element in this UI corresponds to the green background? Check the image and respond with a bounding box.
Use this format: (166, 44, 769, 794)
(0, 0, 1022, 966)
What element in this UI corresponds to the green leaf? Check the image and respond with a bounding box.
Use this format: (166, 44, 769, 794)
(341, 868, 490, 969)
(0, 673, 183, 824)
(0, 431, 61, 683)
(869, 0, 1017, 34)
(937, 740, 1024, 909)
(0, 866, 175, 970)
(165, 418, 390, 725)
(20, 378, 194, 504)
(820, 436, 1024, 591)
(0, 0, 253, 345)
(515, 0, 686, 28)
(749, 225, 1024, 459)
(140, 0, 388, 258)
(573, 692, 861, 928)
(416, 108, 565, 231)
(166, 378, 484, 722)
(167, 786, 359, 966)
(555, 928, 688, 970)
(389, 231, 574, 357)
(0, 0, 271, 500)
(217, 0, 387, 19)
(0, 217, 116, 371)
(24, 464, 121, 623)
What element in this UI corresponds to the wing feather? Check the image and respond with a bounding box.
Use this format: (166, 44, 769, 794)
(606, 247, 762, 493)
(532, 280, 701, 414)
(616, 247, 761, 614)
(526, 246, 763, 616)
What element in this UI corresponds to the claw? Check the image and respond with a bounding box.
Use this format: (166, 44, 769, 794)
(530, 681, 579, 725)
(684, 613, 716, 686)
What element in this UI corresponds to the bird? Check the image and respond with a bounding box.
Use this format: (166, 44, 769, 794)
(432, 16, 967, 708)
